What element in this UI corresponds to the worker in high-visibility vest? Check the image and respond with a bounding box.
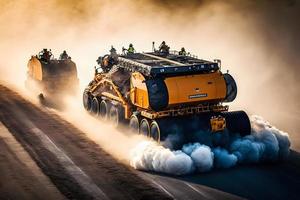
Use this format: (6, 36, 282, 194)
(158, 41, 170, 54)
(127, 43, 135, 54)
(60, 50, 70, 60)
(179, 47, 187, 56)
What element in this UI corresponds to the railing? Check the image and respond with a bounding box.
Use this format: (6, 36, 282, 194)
(168, 50, 198, 58)
(117, 57, 151, 76)
(140, 104, 229, 119)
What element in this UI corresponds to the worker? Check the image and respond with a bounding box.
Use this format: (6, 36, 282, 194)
(48, 49, 53, 60)
(60, 50, 69, 60)
(158, 41, 170, 54)
(127, 43, 135, 54)
(179, 47, 186, 56)
(110, 46, 116, 54)
(107, 46, 118, 70)
(110, 46, 118, 60)
(97, 55, 110, 73)
(40, 48, 51, 62)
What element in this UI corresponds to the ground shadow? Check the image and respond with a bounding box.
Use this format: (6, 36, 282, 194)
(146, 150, 300, 200)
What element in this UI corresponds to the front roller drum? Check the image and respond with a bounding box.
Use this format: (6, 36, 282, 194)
(221, 111, 251, 136)
(148, 110, 251, 143)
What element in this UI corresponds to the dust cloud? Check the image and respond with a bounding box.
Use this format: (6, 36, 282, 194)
(0, 0, 299, 165)
(58, 95, 147, 162)
(130, 115, 290, 175)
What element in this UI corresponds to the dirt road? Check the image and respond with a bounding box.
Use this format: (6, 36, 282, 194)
(0, 122, 65, 200)
(0, 85, 171, 200)
(1, 84, 299, 200)
(0, 84, 240, 200)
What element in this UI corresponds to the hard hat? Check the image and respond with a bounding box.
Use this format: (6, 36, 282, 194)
(110, 46, 116, 52)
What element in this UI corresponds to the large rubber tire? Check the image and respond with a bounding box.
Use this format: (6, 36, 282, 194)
(146, 79, 169, 111)
(99, 100, 110, 120)
(140, 119, 150, 137)
(148, 117, 186, 145)
(109, 105, 124, 127)
(150, 120, 160, 142)
(91, 97, 100, 115)
(83, 89, 92, 111)
(223, 74, 237, 102)
(129, 115, 140, 133)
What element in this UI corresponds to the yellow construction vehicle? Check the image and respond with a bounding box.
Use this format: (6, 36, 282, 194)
(83, 44, 251, 142)
(26, 49, 79, 103)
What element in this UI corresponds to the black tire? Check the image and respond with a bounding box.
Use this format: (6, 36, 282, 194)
(129, 115, 140, 133)
(150, 120, 161, 142)
(140, 119, 150, 137)
(109, 105, 123, 127)
(109, 106, 118, 126)
(223, 74, 237, 102)
(83, 89, 92, 111)
(91, 97, 100, 115)
(99, 100, 110, 120)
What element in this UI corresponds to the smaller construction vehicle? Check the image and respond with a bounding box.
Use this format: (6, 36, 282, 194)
(25, 49, 79, 107)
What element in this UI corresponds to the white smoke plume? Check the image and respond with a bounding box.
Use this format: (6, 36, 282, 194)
(130, 115, 291, 175)
(130, 141, 194, 175)
(182, 143, 214, 172)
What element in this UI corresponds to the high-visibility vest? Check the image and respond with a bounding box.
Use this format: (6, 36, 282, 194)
(179, 51, 186, 56)
(128, 47, 135, 53)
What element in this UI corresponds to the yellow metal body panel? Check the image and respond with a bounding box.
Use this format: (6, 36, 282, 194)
(130, 71, 227, 110)
(27, 56, 43, 81)
(165, 71, 226, 106)
(130, 72, 149, 109)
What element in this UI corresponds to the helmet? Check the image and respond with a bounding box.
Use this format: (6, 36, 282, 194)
(129, 43, 133, 47)
(181, 47, 185, 51)
(162, 41, 166, 44)
(110, 46, 116, 52)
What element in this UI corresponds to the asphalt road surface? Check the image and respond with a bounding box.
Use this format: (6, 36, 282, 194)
(0, 122, 65, 200)
(148, 150, 300, 200)
(0, 84, 299, 200)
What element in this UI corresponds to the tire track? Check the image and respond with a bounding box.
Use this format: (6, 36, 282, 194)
(0, 85, 172, 200)
(0, 122, 66, 200)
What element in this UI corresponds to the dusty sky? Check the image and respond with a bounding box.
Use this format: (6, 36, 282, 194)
(0, 0, 299, 147)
